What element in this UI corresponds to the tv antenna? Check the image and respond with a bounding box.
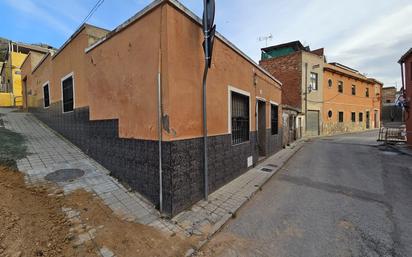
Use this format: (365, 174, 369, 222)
(258, 33, 273, 46)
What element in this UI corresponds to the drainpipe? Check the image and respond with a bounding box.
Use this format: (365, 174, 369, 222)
(157, 69, 163, 213)
(304, 62, 308, 133)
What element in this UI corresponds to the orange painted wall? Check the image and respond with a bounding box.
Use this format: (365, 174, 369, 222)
(165, 4, 282, 140)
(22, 2, 282, 142)
(86, 6, 164, 140)
(323, 66, 381, 134)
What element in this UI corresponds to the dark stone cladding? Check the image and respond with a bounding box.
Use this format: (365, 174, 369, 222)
(29, 102, 283, 216)
(29, 102, 160, 208)
(163, 132, 259, 215)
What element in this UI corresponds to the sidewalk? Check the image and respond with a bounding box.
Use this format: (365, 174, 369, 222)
(0, 109, 305, 255)
(1, 109, 179, 235)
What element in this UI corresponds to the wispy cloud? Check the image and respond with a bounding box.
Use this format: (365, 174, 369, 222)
(4, 0, 73, 36)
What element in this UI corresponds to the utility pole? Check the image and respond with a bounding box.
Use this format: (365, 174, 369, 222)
(202, 0, 215, 200)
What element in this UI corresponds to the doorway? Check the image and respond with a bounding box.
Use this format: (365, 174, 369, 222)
(366, 111, 370, 129)
(257, 100, 266, 157)
(307, 110, 320, 136)
(374, 110, 379, 128)
(22, 77, 28, 110)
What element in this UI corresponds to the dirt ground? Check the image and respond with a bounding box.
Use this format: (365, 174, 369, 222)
(0, 166, 196, 257)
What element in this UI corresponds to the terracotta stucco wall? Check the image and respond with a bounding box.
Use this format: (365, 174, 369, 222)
(86, 7, 164, 140)
(322, 68, 380, 134)
(165, 4, 282, 140)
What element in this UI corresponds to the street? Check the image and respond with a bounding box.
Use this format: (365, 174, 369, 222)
(199, 131, 412, 257)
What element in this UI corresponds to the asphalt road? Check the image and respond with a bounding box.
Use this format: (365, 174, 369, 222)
(200, 131, 412, 257)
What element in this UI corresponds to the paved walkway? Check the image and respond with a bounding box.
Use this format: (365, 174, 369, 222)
(0, 109, 305, 255)
(1, 109, 178, 234)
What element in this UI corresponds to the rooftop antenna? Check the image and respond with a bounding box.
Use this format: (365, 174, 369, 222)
(258, 33, 273, 46)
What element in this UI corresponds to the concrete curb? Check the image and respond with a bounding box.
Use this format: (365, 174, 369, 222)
(186, 140, 306, 257)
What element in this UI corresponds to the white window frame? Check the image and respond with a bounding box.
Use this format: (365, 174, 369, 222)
(310, 72, 318, 91)
(227, 85, 251, 136)
(42, 81, 50, 109)
(60, 72, 75, 113)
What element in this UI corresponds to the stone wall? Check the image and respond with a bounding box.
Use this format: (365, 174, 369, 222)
(30, 105, 283, 216)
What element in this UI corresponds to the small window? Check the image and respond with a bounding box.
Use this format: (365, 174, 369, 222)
(365, 87, 369, 97)
(328, 110, 332, 118)
(43, 83, 50, 108)
(351, 112, 356, 122)
(231, 91, 249, 144)
(310, 72, 318, 91)
(351, 85, 356, 95)
(338, 81, 343, 93)
(338, 112, 344, 122)
(271, 104, 279, 135)
(359, 112, 363, 122)
(328, 79, 333, 88)
(62, 75, 74, 113)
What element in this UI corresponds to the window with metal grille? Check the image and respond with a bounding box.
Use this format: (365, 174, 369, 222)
(338, 112, 344, 122)
(310, 72, 318, 91)
(62, 76, 74, 113)
(352, 85, 356, 95)
(271, 104, 279, 135)
(359, 112, 363, 122)
(43, 83, 50, 108)
(365, 88, 369, 97)
(231, 92, 249, 144)
(338, 81, 343, 93)
(351, 112, 356, 122)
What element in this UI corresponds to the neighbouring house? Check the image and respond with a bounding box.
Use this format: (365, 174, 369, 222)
(399, 48, 412, 145)
(21, 0, 283, 216)
(260, 41, 382, 137)
(381, 86, 404, 124)
(259, 41, 323, 143)
(0, 41, 52, 107)
(323, 64, 382, 133)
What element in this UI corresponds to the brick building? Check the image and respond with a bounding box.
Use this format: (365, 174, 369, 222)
(260, 41, 325, 141)
(399, 48, 412, 145)
(260, 41, 382, 137)
(21, 0, 283, 216)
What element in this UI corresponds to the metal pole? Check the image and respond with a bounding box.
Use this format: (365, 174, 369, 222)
(203, 0, 209, 200)
(304, 62, 308, 133)
(157, 71, 163, 213)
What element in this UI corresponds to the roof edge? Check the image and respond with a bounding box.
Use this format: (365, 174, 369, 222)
(85, 0, 282, 87)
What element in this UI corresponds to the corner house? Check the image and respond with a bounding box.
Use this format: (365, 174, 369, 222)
(21, 0, 283, 216)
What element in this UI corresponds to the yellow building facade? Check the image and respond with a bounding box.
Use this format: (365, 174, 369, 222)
(0, 42, 50, 107)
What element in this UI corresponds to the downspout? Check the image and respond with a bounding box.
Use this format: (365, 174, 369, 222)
(304, 62, 308, 134)
(157, 6, 164, 213)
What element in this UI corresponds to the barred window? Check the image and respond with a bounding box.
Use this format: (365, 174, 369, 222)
(231, 92, 249, 144)
(339, 112, 344, 122)
(43, 83, 50, 108)
(351, 112, 356, 122)
(62, 75, 74, 113)
(271, 104, 278, 135)
(359, 112, 363, 122)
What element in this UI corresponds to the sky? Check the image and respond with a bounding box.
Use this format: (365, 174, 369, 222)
(1, 0, 411, 88)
